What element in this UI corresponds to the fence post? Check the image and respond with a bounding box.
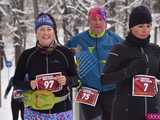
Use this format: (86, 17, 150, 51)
(72, 87, 80, 120)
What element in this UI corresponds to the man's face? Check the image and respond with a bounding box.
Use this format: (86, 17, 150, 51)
(88, 16, 106, 35)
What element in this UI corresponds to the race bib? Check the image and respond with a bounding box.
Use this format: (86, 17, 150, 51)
(132, 75, 158, 97)
(75, 87, 99, 106)
(36, 72, 62, 92)
(12, 89, 24, 99)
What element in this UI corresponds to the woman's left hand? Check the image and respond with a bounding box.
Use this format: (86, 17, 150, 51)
(55, 75, 67, 86)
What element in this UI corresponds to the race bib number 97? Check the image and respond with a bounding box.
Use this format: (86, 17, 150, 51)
(75, 87, 99, 106)
(132, 75, 158, 97)
(36, 72, 62, 92)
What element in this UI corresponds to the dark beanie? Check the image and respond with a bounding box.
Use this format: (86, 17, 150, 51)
(129, 6, 152, 28)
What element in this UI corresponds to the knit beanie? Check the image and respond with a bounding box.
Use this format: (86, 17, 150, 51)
(88, 5, 107, 21)
(129, 6, 152, 28)
(35, 13, 56, 31)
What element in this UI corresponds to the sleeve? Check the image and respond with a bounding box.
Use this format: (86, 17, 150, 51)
(4, 77, 13, 98)
(157, 46, 160, 79)
(114, 33, 123, 43)
(12, 51, 31, 90)
(65, 36, 78, 48)
(157, 51, 160, 80)
(65, 49, 79, 88)
(150, 44, 160, 80)
(101, 44, 127, 84)
(108, 30, 124, 43)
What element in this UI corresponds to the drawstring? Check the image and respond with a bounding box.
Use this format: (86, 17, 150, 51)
(37, 40, 56, 49)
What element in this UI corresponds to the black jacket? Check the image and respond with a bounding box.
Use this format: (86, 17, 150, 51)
(13, 44, 78, 113)
(102, 33, 160, 120)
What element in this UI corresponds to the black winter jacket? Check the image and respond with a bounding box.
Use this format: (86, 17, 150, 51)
(102, 32, 160, 120)
(13, 44, 78, 114)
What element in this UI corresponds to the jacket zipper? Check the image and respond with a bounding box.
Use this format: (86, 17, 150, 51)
(140, 47, 149, 74)
(95, 37, 102, 91)
(140, 47, 149, 115)
(46, 55, 49, 73)
(95, 38, 100, 73)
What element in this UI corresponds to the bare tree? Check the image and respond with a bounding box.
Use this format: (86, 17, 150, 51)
(32, 0, 39, 18)
(153, 0, 160, 13)
(10, 0, 26, 64)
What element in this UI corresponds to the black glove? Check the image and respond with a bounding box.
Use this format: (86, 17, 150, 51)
(66, 76, 80, 89)
(124, 57, 148, 79)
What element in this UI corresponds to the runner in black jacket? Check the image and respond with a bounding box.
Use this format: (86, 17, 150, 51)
(13, 13, 79, 120)
(4, 77, 24, 120)
(101, 6, 160, 120)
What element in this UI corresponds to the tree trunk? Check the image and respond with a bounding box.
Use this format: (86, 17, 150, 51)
(32, 0, 39, 18)
(12, 0, 25, 64)
(123, 0, 129, 37)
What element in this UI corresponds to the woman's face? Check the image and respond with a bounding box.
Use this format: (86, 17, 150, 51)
(36, 25, 55, 47)
(130, 24, 151, 39)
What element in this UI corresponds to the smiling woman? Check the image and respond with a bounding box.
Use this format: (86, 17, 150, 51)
(36, 26, 55, 47)
(35, 14, 57, 48)
(12, 13, 79, 120)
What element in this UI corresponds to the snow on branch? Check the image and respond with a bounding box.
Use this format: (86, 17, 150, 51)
(5, 23, 18, 35)
(118, 0, 143, 12)
(107, 17, 124, 26)
(44, 0, 58, 13)
(77, 0, 89, 10)
(0, 6, 7, 16)
(0, 1, 10, 6)
(103, 0, 115, 7)
(67, 5, 87, 18)
(12, 8, 31, 15)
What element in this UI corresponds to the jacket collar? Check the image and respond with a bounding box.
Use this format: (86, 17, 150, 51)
(36, 41, 57, 54)
(125, 32, 150, 47)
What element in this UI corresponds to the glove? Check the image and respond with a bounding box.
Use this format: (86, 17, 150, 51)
(124, 56, 148, 78)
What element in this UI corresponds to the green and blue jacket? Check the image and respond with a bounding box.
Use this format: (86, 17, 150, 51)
(66, 30, 122, 92)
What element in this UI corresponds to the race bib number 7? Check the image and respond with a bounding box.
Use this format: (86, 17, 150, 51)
(75, 87, 99, 107)
(132, 75, 158, 97)
(36, 72, 62, 92)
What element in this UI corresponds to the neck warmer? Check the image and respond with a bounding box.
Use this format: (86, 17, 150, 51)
(126, 32, 150, 47)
